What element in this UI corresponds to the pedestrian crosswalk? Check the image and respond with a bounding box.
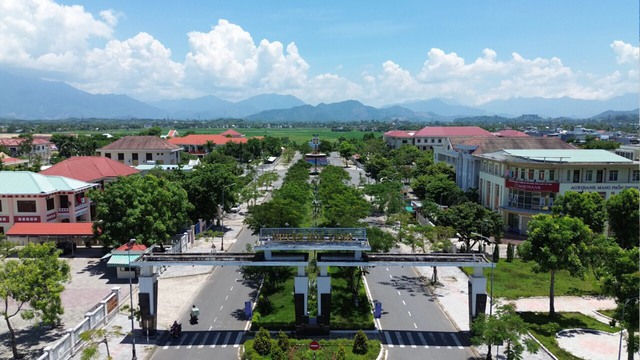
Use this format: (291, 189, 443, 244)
(381, 330, 469, 349)
(161, 330, 245, 349)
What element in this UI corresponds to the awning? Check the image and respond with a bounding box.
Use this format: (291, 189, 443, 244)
(107, 253, 142, 267)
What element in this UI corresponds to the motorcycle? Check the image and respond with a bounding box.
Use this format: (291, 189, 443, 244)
(169, 322, 182, 339)
(190, 305, 200, 324)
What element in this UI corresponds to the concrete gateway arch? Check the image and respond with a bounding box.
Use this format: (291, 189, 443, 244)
(131, 228, 493, 335)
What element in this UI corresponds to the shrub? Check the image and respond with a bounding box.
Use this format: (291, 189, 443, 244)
(271, 344, 285, 360)
(253, 327, 272, 356)
(277, 331, 290, 352)
(506, 243, 514, 262)
(336, 345, 347, 360)
(352, 329, 369, 354)
(492, 244, 500, 263)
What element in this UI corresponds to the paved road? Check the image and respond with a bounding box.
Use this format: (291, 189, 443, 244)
(367, 265, 476, 359)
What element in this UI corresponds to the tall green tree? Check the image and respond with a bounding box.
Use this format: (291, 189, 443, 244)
(606, 188, 639, 249)
(599, 246, 639, 360)
(181, 163, 238, 223)
(552, 191, 607, 233)
(437, 202, 503, 252)
(471, 302, 539, 360)
(0, 242, 71, 359)
(244, 197, 304, 234)
(518, 215, 591, 316)
(90, 174, 193, 247)
(338, 141, 357, 167)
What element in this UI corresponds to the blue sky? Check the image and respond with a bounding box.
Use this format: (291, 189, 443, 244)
(1, 0, 638, 106)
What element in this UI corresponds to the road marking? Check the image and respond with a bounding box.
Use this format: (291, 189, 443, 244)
(198, 332, 211, 348)
(210, 332, 221, 348)
(187, 333, 200, 348)
(384, 332, 393, 348)
(221, 332, 232, 348)
(176, 333, 188, 349)
(428, 333, 440, 349)
(386, 267, 389, 271)
(397, 290, 401, 296)
(389, 274, 393, 279)
(230, 286, 234, 291)
(407, 311, 412, 317)
(413, 322, 417, 329)
(225, 295, 229, 300)
(396, 331, 405, 348)
(402, 300, 406, 305)
(418, 332, 429, 348)
(214, 317, 218, 322)
(407, 331, 416, 348)
(440, 333, 452, 349)
(233, 332, 243, 347)
(219, 305, 224, 311)
(450, 333, 464, 349)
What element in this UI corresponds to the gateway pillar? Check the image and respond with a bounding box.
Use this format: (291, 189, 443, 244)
(468, 267, 488, 327)
(138, 265, 158, 335)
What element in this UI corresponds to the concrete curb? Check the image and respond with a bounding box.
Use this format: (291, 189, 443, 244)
(528, 331, 559, 360)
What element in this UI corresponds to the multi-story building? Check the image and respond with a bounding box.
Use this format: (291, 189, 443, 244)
(0, 171, 98, 234)
(40, 156, 139, 188)
(435, 137, 576, 191)
(168, 134, 249, 157)
(384, 126, 493, 151)
(614, 144, 640, 161)
(97, 136, 181, 166)
(474, 149, 639, 234)
(0, 137, 53, 164)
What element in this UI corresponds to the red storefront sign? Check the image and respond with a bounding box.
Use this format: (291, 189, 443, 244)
(506, 179, 559, 192)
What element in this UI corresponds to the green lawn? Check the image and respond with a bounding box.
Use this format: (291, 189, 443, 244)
(519, 312, 619, 360)
(463, 259, 601, 299)
(250, 267, 374, 331)
(242, 338, 381, 360)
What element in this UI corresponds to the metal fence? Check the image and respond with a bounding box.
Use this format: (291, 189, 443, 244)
(37, 287, 121, 360)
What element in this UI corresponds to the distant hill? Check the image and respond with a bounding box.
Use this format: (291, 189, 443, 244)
(393, 98, 486, 117)
(0, 70, 167, 120)
(591, 109, 639, 120)
(246, 100, 423, 122)
(149, 93, 305, 119)
(477, 94, 639, 118)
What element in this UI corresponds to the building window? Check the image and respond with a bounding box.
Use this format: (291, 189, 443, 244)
(0, 200, 2, 211)
(608, 170, 618, 181)
(520, 169, 525, 180)
(46, 197, 55, 211)
(585, 170, 593, 182)
(146, 153, 153, 161)
(438, 139, 442, 143)
(105, 153, 111, 159)
(132, 153, 138, 161)
(596, 170, 603, 183)
(549, 170, 555, 181)
(528, 169, 534, 180)
(538, 170, 545, 181)
(431, 139, 435, 143)
(573, 170, 580, 183)
(60, 195, 69, 207)
(632, 170, 640, 182)
(17, 200, 36, 213)
(417, 139, 421, 143)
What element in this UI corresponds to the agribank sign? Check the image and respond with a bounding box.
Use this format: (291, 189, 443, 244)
(506, 180, 559, 192)
(564, 183, 640, 192)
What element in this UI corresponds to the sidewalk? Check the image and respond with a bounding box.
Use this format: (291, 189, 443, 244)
(413, 264, 636, 360)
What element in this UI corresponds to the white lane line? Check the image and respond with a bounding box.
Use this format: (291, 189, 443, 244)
(233, 332, 243, 347)
(210, 332, 221, 348)
(221, 332, 232, 348)
(225, 295, 229, 300)
(384, 332, 394, 348)
(428, 333, 440, 349)
(451, 333, 464, 349)
(219, 305, 224, 311)
(418, 332, 429, 349)
(176, 332, 188, 349)
(198, 332, 211, 348)
(397, 290, 401, 296)
(187, 333, 200, 349)
(230, 286, 234, 291)
(396, 331, 405, 348)
(408, 331, 416, 348)
(407, 311, 412, 317)
(413, 322, 417, 329)
(386, 267, 389, 271)
(389, 274, 393, 279)
(440, 333, 452, 349)
(402, 300, 406, 306)
(214, 317, 218, 322)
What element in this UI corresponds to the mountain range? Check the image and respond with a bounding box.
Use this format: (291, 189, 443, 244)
(0, 70, 637, 121)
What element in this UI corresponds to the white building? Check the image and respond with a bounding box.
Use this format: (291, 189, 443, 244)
(97, 136, 181, 166)
(474, 149, 639, 234)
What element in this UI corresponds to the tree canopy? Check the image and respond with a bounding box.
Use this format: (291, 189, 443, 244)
(605, 188, 639, 249)
(91, 174, 193, 247)
(551, 191, 607, 233)
(181, 163, 239, 223)
(437, 201, 503, 251)
(519, 214, 591, 316)
(0, 242, 71, 359)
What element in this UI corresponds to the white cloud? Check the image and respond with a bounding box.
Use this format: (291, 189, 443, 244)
(0, 1, 636, 106)
(611, 40, 639, 64)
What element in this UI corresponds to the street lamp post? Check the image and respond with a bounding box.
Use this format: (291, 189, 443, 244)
(618, 296, 639, 360)
(220, 184, 232, 251)
(126, 238, 137, 360)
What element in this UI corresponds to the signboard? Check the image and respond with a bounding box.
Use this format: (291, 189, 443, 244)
(0, 216, 9, 223)
(505, 179, 559, 192)
(309, 340, 320, 351)
(244, 301, 252, 319)
(260, 228, 366, 243)
(15, 216, 41, 223)
(106, 294, 118, 315)
(564, 184, 640, 192)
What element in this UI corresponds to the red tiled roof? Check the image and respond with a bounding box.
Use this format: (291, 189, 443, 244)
(0, 152, 28, 166)
(40, 156, 139, 182)
(414, 126, 492, 137)
(0, 138, 51, 146)
(384, 130, 414, 138)
(493, 130, 529, 137)
(7, 222, 94, 236)
(220, 129, 243, 137)
(168, 134, 249, 146)
(99, 136, 181, 151)
(448, 136, 576, 155)
(115, 243, 147, 252)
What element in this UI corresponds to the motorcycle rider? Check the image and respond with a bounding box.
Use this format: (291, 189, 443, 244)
(170, 320, 181, 338)
(190, 304, 200, 323)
